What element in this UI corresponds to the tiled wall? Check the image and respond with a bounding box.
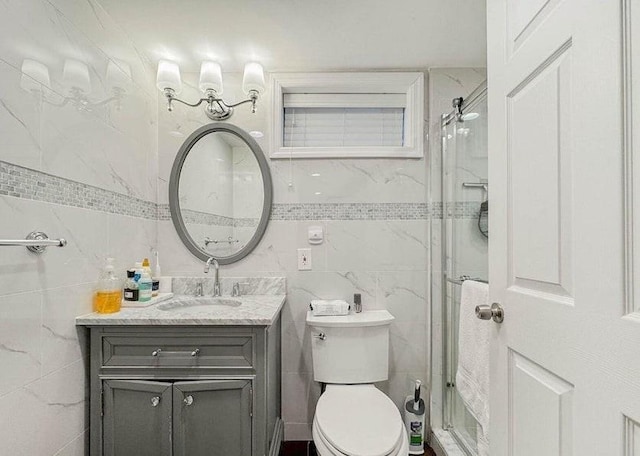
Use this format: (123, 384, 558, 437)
(157, 72, 430, 440)
(0, 1, 157, 454)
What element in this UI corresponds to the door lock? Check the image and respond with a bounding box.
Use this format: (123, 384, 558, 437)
(475, 303, 504, 323)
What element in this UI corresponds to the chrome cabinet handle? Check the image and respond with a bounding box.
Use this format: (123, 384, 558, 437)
(475, 303, 504, 323)
(151, 348, 200, 357)
(313, 332, 326, 341)
(183, 395, 194, 406)
(151, 396, 160, 407)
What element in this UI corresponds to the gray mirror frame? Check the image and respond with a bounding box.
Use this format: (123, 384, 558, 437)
(168, 122, 273, 265)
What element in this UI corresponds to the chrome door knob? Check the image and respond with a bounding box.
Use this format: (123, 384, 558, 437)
(151, 396, 160, 407)
(183, 395, 194, 406)
(475, 303, 504, 323)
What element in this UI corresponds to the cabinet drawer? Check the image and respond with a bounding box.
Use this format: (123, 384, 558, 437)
(102, 334, 254, 368)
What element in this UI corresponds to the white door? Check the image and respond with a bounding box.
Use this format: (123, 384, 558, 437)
(487, 0, 640, 454)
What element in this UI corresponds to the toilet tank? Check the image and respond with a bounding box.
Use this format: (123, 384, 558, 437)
(306, 310, 394, 384)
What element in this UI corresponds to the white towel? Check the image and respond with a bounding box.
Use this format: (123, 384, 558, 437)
(310, 300, 350, 316)
(456, 280, 490, 456)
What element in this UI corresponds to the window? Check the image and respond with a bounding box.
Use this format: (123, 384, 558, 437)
(270, 73, 424, 158)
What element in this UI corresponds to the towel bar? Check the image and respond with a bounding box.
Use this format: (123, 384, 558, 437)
(0, 231, 67, 253)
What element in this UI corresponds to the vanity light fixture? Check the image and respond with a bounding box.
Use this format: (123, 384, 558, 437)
(156, 60, 266, 121)
(20, 59, 130, 111)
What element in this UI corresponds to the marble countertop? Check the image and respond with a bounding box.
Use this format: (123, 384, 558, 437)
(75, 294, 286, 326)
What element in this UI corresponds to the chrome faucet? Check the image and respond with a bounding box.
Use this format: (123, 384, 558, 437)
(204, 257, 221, 297)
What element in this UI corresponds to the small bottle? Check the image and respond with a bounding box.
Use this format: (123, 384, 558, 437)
(94, 258, 122, 314)
(123, 269, 139, 302)
(133, 261, 143, 283)
(354, 293, 362, 313)
(142, 258, 152, 276)
(152, 251, 161, 297)
(138, 272, 153, 302)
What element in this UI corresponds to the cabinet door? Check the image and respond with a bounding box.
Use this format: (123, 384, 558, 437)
(103, 380, 172, 456)
(173, 380, 252, 456)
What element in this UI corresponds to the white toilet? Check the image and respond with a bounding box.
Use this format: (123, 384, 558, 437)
(306, 310, 409, 456)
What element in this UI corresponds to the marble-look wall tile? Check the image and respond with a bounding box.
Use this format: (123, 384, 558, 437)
(0, 197, 108, 297)
(326, 220, 428, 271)
(0, 2, 157, 455)
(41, 283, 93, 377)
(0, 291, 42, 397)
(0, 359, 86, 456)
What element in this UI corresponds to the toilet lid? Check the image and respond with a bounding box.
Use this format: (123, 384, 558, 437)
(315, 385, 403, 456)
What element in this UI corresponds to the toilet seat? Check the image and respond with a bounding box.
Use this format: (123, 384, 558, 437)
(313, 385, 407, 456)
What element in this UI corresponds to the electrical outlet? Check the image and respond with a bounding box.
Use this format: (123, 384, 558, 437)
(297, 248, 312, 270)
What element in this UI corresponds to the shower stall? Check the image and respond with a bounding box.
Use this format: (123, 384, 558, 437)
(436, 81, 488, 455)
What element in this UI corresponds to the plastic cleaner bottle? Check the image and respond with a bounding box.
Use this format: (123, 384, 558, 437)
(94, 258, 122, 313)
(138, 271, 153, 302)
(404, 380, 426, 454)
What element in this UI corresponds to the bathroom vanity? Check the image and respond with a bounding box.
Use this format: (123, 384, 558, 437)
(77, 288, 285, 456)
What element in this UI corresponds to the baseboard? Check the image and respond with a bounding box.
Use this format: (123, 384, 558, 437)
(269, 418, 284, 456)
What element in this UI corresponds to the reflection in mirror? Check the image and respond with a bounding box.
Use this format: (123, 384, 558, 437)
(170, 123, 272, 265)
(178, 131, 264, 258)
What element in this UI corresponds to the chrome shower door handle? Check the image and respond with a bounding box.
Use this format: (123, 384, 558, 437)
(475, 303, 504, 323)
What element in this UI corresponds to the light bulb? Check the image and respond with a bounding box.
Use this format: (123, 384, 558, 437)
(242, 62, 265, 95)
(156, 60, 182, 94)
(199, 61, 223, 95)
(63, 59, 91, 94)
(106, 60, 132, 93)
(20, 59, 50, 93)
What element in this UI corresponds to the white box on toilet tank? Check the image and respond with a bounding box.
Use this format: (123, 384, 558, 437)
(306, 310, 394, 384)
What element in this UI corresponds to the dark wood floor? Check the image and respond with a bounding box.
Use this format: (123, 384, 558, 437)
(280, 440, 437, 456)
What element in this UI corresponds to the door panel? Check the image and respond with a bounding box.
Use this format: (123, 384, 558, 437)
(489, 0, 640, 454)
(509, 351, 573, 456)
(173, 379, 252, 456)
(508, 44, 572, 296)
(103, 380, 172, 456)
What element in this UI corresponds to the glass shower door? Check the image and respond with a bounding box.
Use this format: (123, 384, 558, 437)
(441, 91, 488, 455)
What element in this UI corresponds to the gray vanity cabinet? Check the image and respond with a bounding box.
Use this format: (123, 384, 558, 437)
(103, 380, 172, 456)
(86, 320, 282, 456)
(173, 380, 252, 456)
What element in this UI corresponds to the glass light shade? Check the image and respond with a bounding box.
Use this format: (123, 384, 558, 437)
(106, 60, 132, 92)
(242, 62, 265, 95)
(156, 60, 182, 94)
(199, 61, 223, 95)
(63, 59, 91, 94)
(20, 59, 50, 92)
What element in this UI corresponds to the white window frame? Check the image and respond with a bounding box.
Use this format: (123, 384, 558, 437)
(270, 72, 424, 159)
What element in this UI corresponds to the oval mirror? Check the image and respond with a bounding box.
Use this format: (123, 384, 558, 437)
(169, 123, 272, 264)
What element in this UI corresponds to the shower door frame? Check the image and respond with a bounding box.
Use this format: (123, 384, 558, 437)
(439, 81, 487, 456)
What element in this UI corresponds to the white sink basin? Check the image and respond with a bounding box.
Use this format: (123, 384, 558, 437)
(157, 296, 242, 311)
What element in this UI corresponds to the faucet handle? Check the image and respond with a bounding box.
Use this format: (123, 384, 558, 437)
(231, 282, 250, 297)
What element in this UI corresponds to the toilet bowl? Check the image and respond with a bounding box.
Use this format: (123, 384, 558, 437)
(312, 384, 409, 456)
(306, 311, 409, 456)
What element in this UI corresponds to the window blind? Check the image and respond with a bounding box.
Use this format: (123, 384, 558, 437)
(283, 93, 405, 148)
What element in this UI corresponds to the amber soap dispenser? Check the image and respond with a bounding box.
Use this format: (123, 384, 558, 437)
(94, 258, 122, 313)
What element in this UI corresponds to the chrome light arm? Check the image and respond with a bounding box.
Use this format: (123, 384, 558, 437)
(162, 88, 259, 120)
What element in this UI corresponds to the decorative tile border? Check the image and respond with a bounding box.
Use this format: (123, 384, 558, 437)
(181, 208, 234, 227)
(270, 202, 429, 220)
(1, 161, 480, 221)
(0, 161, 157, 219)
(431, 201, 484, 220)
